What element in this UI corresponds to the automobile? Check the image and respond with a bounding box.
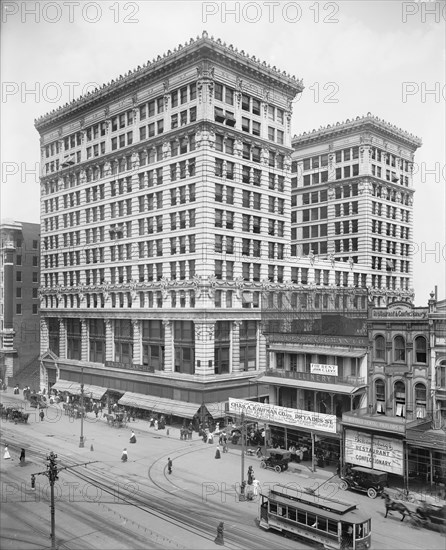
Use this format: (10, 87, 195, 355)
(260, 449, 291, 473)
(339, 465, 388, 499)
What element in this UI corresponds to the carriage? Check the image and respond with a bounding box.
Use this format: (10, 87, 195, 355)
(0, 405, 29, 423)
(104, 411, 127, 428)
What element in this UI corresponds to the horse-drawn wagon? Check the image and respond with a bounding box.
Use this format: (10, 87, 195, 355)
(104, 411, 127, 428)
(0, 404, 29, 423)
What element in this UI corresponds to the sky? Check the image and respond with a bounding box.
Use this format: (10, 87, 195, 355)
(1, 0, 445, 305)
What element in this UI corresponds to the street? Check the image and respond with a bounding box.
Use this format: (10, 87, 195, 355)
(1, 390, 445, 550)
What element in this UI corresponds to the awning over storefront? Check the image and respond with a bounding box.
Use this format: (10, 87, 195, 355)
(406, 427, 446, 451)
(51, 380, 81, 393)
(118, 392, 201, 419)
(268, 345, 366, 357)
(202, 402, 227, 418)
(260, 375, 366, 395)
(81, 385, 108, 400)
(51, 380, 107, 400)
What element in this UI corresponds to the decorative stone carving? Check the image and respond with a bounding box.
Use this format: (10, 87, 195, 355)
(162, 141, 171, 158)
(131, 151, 140, 169)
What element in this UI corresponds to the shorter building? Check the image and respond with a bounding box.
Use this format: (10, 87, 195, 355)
(0, 220, 41, 386)
(343, 296, 446, 489)
(255, 286, 369, 464)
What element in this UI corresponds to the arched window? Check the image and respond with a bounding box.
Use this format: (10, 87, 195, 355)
(394, 380, 406, 417)
(415, 383, 427, 419)
(394, 336, 406, 362)
(437, 360, 446, 388)
(415, 336, 427, 363)
(375, 379, 385, 414)
(374, 335, 385, 361)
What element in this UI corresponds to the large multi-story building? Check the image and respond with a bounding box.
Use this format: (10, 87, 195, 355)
(0, 220, 41, 386)
(35, 31, 309, 417)
(35, 33, 422, 424)
(291, 115, 422, 305)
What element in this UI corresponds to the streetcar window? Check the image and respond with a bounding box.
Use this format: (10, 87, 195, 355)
(317, 517, 327, 531)
(278, 506, 287, 517)
(359, 520, 369, 537)
(297, 511, 306, 524)
(307, 513, 317, 527)
(327, 520, 338, 535)
(288, 508, 297, 522)
(269, 502, 277, 514)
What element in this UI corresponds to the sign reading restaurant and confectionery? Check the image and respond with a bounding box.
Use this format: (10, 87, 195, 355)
(310, 363, 338, 376)
(228, 398, 336, 434)
(344, 429, 403, 475)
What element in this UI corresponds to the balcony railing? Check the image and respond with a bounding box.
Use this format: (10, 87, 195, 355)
(264, 369, 365, 386)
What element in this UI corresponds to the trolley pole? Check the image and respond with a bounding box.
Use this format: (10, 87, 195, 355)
(79, 367, 85, 448)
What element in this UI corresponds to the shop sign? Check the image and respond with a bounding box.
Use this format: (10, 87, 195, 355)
(344, 429, 403, 475)
(310, 363, 338, 376)
(228, 398, 336, 434)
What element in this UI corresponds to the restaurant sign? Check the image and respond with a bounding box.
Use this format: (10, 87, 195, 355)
(310, 363, 338, 376)
(229, 398, 336, 434)
(344, 429, 403, 475)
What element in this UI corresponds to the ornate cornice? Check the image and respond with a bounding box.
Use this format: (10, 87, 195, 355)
(292, 113, 422, 151)
(35, 31, 303, 133)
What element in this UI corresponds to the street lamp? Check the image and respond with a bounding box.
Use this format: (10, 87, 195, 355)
(79, 367, 84, 448)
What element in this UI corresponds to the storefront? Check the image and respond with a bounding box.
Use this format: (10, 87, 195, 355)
(229, 397, 339, 470)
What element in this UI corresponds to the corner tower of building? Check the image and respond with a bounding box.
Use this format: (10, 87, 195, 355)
(291, 114, 422, 294)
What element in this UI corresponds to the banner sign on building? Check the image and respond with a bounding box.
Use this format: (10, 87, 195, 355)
(344, 429, 404, 475)
(310, 363, 338, 376)
(229, 398, 336, 434)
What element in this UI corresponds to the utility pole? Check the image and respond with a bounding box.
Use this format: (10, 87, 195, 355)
(239, 411, 245, 501)
(79, 367, 84, 448)
(30, 453, 98, 549)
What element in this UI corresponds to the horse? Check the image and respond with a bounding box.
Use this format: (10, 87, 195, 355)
(382, 491, 411, 522)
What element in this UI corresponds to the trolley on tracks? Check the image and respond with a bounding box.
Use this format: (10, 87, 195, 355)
(259, 484, 371, 549)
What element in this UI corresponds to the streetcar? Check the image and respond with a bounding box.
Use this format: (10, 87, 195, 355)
(259, 484, 371, 549)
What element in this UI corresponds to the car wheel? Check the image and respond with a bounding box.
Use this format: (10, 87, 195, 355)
(367, 487, 377, 499)
(340, 480, 349, 491)
(260, 461, 266, 469)
(275, 465, 282, 473)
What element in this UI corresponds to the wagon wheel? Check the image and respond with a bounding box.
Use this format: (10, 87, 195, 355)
(339, 480, 349, 491)
(367, 487, 378, 499)
(260, 461, 266, 469)
(275, 465, 282, 473)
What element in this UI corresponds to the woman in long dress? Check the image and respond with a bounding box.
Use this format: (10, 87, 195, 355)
(129, 431, 136, 444)
(4, 446, 11, 460)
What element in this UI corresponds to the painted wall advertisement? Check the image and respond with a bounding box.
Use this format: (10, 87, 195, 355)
(344, 429, 404, 475)
(228, 398, 337, 434)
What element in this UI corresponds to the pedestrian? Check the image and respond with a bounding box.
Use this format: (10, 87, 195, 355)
(20, 448, 26, 464)
(167, 457, 172, 474)
(223, 434, 228, 453)
(154, 419, 158, 430)
(252, 477, 260, 497)
(121, 448, 128, 462)
(4, 445, 11, 460)
(214, 522, 224, 546)
(208, 432, 213, 444)
(247, 466, 254, 485)
(129, 430, 136, 444)
(215, 445, 221, 459)
(39, 409, 45, 422)
(93, 403, 98, 418)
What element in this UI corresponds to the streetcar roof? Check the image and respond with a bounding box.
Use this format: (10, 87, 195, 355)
(262, 492, 370, 523)
(270, 484, 356, 513)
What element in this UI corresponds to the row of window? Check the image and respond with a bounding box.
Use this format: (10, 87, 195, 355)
(374, 335, 427, 363)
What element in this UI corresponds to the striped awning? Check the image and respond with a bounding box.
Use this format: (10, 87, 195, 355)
(51, 380, 81, 394)
(118, 392, 201, 419)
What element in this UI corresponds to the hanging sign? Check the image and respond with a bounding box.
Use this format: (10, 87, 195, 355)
(228, 398, 336, 433)
(310, 363, 338, 376)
